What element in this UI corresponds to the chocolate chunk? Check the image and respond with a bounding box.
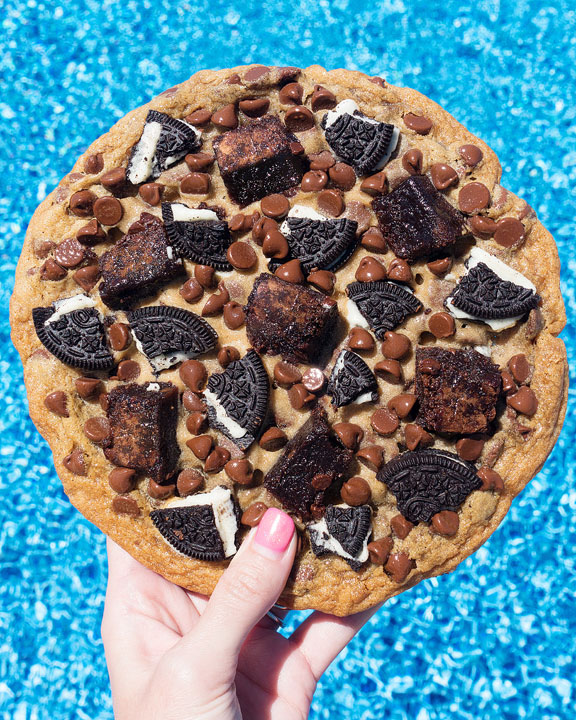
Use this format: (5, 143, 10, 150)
(415, 347, 501, 434)
(377, 449, 481, 523)
(372, 176, 465, 262)
(33, 295, 114, 371)
(213, 116, 307, 205)
(321, 100, 399, 175)
(307, 504, 372, 570)
(104, 382, 180, 482)
(245, 273, 339, 363)
(126, 110, 202, 184)
(98, 213, 184, 309)
(205, 350, 269, 451)
(162, 203, 232, 270)
(264, 407, 354, 519)
(127, 305, 218, 372)
(346, 281, 422, 339)
(150, 486, 239, 560)
(327, 350, 378, 407)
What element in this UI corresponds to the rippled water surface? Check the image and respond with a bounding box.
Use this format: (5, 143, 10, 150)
(1, 0, 575, 717)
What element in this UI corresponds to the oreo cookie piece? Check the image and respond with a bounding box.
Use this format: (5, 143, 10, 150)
(415, 346, 502, 434)
(274, 204, 359, 274)
(307, 504, 372, 570)
(377, 449, 481, 523)
(264, 407, 355, 519)
(32, 294, 114, 371)
(126, 110, 202, 185)
(162, 203, 232, 270)
(346, 281, 422, 339)
(372, 175, 465, 262)
(213, 115, 308, 205)
(246, 273, 339, 363)
(104, 382, 180, 482)
(150, 486, 239, 561)
(446, 247, 541, 331)
(321, 100, 399, 175)
(127, 305, 218, 372)
(327, 349, 378, 407)
(205, 350, 269, 451)
(99, 212, 184, 309)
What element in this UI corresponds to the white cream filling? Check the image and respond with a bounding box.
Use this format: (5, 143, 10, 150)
(147, 382, 160, 392)
(204, 389, 247, 440)
(170, 204, 219, 223)
(373, 125, 400, 170)
(474, 345, 492, 357)
(352, 390, 376, 405)
(149, 350, 195, 372)
(127, 120, 163, 184)
(46, 294, 96, 324)
(308, 505, 371, 564)
(345, 298, 370, 329)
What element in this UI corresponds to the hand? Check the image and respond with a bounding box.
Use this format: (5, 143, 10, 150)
(102, 507, 380, 720)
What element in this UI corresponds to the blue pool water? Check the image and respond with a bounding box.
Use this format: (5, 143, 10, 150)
(1, 0, 575, 717)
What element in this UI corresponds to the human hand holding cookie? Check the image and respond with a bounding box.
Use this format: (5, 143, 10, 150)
(102, 507, 379, 720)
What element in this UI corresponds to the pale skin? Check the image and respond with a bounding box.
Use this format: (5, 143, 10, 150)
(102, 509, 381, 720)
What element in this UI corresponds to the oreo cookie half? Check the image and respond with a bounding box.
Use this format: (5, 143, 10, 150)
(32, 294, 114, 371)
(308, 504, 372, 570)
(127, 305, 218, 371)
(126, 110, 202, 184)
(327, 349, 378, 407)
(377, 449, 481, 523)
(150, 486, 239, 561)
(162, 203, 233, 270)
(346, 281, 422, 339)
(205, 349, 269, 450)
(446, 247, 541, 331)
(321, 99, 399, 175)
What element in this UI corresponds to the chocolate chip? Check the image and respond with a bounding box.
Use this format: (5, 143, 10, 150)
(302, 368, 326, 394)
(108, 467, 136, 494)
(310, 84, 337, 111)
(107, 323, 131, 353)
(508, 354, 531, 384)
(317, 188, 344, 217)
(348, 327, 375, 351)
(427, 257, 452, 276)
(116, 360, 140, 381)
(288, 383, 316, 410)
(459, 144, 483, 167)
(259, 427, 288, 451)
(239, 97, 270, 117)
(341, 476, 371, 506)
(404, 423, 433, 450)
(185, 109, 212, 126)
(374, 358, 402, 382)
(185, 152, 215, 171)
(84, 153, 104, 174)
(84, 416, 111, 445)
(390, 514, 414, 539)
(182, 390, 206, 413)
(371, 408, 399, 436)
(187, 434, 213, 460)
(428, 311, 456, 338)
(261, 193, 290, 219)
(44, 390, 69, 417)
(469, 215, 497, 237)
(69, 190, 96, 217)
(241, 502, 269, 527)
(76, 219, 107, 245)
(356, 445, 385, 472)
(385, 552, 414, 582)
(180, 278, 204, 303)
(75, 376, 102, 399)
(40, 258, 67, 281)
(355, 256, 387, 282)
(403, 113, 432, 135)
(387, 258, 412, 283)
(309, 151, 335, 171)
(307, 269, 336, 294)
(402, 149, 423, 175)
(501, 370, 518, 395)
(275, 258, 305, 284)
(381, 331, 411, 359)
(430, 163, 458, 190)
(211, 103, 238, 129)
(361, 227, 387, 253)
(329, 163, 356, 191)
(244, 65, 269, 82)
(506, 386, 538, 416)
(218, 346, 241, 368)
(179, 359, 207, 392)
(274, 361, 302, 386)
(279, 82, 303, 105)
(202, 282, 230, 316)
(205, 446, 231, 473)
(225, 458, 254, 484)
(458, 182, 491, 214)
(431, 510, 459, 536)
(229, 211, 259, 233)
(101, 167, 127, 195)
(223, 301, 246, 329)
(367, 536, 393, 565)
(477, 466, 504, 492)
(333, 422, 364, 450)
(186, 412, 207, 435)
(226, 241, 257, 270)
(195, 264, 217, 289)
(494, 218, 525, 248)
(360, 171, 387, 195)
(54, 238, 88, 268)
(177, 468, 204, 496)
(181, 172, 211, 194)
(456, 437, 485, 462)
(262, 229, 289, 259)
(63, 447, 87, 475)
(94, 196, 123, 226)
(301, 170, 329, 192)
(112, 496, 141, 517)
(147, 478, 176, 500)
(387, 393, 416, 419)
(73, 264, 100, 292)
(284, 106, 315, 133)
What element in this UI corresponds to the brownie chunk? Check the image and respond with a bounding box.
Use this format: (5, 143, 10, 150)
(213, 116, 307, 205)
(245, 273, 339, 364)
(99, 213, 184, 309)
(264, 407, 355, 519)
(415, 347, 502, 434)
(104, 382, 180, 482)
(372, 176, 465, 262)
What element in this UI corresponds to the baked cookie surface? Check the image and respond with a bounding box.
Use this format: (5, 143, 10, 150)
(10, 64, 567, 616)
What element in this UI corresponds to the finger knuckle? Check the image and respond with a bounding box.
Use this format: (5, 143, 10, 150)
(225, 562, 267, 605)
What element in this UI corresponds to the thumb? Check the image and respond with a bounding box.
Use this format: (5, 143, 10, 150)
(175, 507, 296, 672)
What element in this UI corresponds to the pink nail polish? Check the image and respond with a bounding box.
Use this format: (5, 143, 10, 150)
(254, 508, 294, 554)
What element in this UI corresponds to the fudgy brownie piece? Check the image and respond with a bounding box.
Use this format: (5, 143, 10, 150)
(98, 213, 184, 309)
(415, 347, 502, 434)
(372, 176, 465, 262)
(245, 273, 339, 364)
(264, 407, 355, 519)
(104, 382, 180, 482)
(213, 116, 307, 205)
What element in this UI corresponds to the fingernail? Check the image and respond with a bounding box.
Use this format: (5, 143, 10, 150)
(253, 508, 294, 555)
